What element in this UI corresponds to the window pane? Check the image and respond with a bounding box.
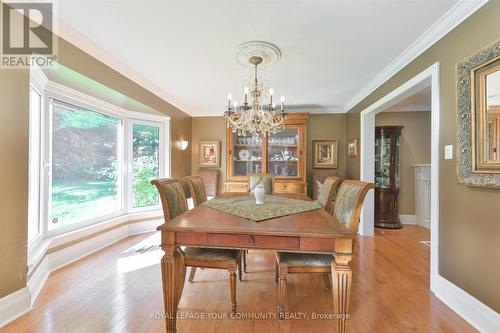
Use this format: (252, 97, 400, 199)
(132, 123, 160, 208)
(28, 87, 41, 241)
(49, 99, 121, 230)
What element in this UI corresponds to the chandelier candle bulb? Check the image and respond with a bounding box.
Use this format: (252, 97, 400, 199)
(280, 96, 285, 111)
(224, 53, 287, 137)
(227, 94, 232, 109)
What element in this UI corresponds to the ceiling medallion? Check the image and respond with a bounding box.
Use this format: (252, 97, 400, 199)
(234, 41, 281, 67)
(225, 41, 287, 137)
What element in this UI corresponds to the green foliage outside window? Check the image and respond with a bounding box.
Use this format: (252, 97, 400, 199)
(132, 124, 160, 207)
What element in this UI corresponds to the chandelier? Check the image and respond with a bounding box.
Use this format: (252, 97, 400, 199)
(224, 55, 286, 137)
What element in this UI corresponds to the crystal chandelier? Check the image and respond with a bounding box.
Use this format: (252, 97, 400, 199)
(224, 55, 286, 137)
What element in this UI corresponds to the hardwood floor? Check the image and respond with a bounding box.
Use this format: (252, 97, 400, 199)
(1, 226, 476, 333)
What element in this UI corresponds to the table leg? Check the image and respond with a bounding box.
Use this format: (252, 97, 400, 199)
(331, 254, 352, 333)
(161, 246, 186, 333)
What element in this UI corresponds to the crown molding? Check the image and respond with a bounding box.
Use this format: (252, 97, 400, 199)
(55, 19, 192, 116)
(343, 0, 489, 112)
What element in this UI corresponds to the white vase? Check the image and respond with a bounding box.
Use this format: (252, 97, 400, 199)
(253, 183, 265, 205)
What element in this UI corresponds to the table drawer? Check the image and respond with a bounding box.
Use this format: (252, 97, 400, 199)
(207, 233, 300, 250)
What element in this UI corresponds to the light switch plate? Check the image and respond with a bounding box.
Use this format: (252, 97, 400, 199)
(445, 145, 453, 160)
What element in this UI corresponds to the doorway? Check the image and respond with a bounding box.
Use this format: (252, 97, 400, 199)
(359, 63, 440, 291)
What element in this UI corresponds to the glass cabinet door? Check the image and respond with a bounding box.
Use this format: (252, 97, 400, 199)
(375, 135, 392, 188)
(267, 128, 300, 177)
(231, 132, 263, 176)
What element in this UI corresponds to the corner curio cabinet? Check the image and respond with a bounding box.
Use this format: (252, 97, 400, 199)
(225, 113, 308, 194)
(375, 126, 403, 229)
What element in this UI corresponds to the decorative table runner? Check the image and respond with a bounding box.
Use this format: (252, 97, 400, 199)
(201, 195, 321, 222)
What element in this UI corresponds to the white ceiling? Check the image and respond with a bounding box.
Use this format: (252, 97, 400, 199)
(56, 0, 460, 116)
(383, 86, 431, 113)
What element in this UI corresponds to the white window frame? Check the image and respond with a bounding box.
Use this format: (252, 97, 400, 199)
(28, 67, 171, 242)
(127, 118, 167, 212)
(28, 85, 43, 245)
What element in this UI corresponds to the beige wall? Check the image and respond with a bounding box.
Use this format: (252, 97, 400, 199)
(376, 112, 431, 215)
(0, 70, 30, 298)
(0, 35, 192, 298)
(307, 114, 347, 196)
(191, 117, 227, 194)
(346, 1, 500, 311)
(345, 112, 360, 179)
(191, 114, 348, 196)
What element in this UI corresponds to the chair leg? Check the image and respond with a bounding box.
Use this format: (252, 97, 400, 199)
(188, 267, 197, 283)
(278, 265, 288, 320)
(243, 250, 247, 273)
(322, 273, 332, 290)
(229, 263, 237, 314)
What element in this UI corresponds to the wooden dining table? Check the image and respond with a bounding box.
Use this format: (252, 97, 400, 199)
(157, 193, 357, 333)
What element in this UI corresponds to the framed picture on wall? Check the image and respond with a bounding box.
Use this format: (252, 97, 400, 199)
(313, 140, 338, 168)
(199, 141, 220, 168)
(348, 137, 358, 157)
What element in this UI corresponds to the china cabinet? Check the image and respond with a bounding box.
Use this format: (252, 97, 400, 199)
(225, 113, 308, 194)
(375, 126, 403, 229)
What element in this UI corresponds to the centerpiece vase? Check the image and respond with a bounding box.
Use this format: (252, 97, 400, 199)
(253, 183, 266, 205)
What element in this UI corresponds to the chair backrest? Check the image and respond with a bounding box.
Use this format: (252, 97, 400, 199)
(151, 178, 189, 221)
(247, 173, 274, 194)
(334, 180, 374, 233)
(197, 169, 220, 197)
(316, 176, 341, 214)
(183, 175, 208, 207)
(311, 169, 339, 200)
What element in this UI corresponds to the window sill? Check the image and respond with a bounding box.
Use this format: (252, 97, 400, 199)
(27, 209, 163, 274)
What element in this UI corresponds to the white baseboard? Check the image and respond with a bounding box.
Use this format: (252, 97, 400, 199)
(27, 256, 50, 303)
(48, 225, 129, 272)
(127, 218, 163, 235)
(0, 219, 160, 329)
(0, 288, 31, 329)
(399, 214, 416, 225)
(434, 275, 500, 333)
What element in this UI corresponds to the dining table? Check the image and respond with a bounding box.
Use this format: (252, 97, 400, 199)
(157, 192, 357, 333)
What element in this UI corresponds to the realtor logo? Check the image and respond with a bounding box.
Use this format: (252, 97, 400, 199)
(1, 1, 57, 68)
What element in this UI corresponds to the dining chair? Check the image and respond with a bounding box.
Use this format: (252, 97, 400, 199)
(274, 180, 374, 316)
(184, 175, 208, 207)
(152, 178, 242, 313)
(247, 173, 274, 193)
(183, 175, 244, 284)
(197, 169, 220, 197)
(316, 175, 341, 215)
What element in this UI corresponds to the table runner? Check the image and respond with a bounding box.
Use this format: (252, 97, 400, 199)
(201, 195, 321, 222)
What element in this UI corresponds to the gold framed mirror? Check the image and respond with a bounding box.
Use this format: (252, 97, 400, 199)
(473, 56, 500, 171)
(457, 39, 500, 188)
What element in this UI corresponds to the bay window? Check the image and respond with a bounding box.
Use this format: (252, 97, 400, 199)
(28, 69, 170, 240)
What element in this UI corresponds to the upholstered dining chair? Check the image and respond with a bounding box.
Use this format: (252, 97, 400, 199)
(247, 173, 274, 194)
(274, 180, 374, 316)
(197, 169, 220, 197)
(316, 176, 341, 215)
(152, 178, 242, 313)
(184, 175, 208, 207)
